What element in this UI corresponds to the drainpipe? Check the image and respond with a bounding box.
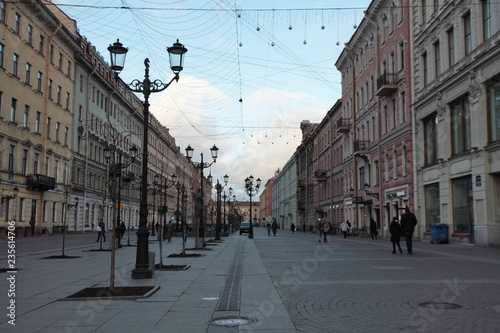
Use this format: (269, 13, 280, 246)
(344, 43, 358, 232)
(38, 23, 63, 234)
(363, 10, 383, 233)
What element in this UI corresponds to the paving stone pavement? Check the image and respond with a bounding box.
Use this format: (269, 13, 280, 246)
(1, 228, 499, 332)
(255, 229, 500, 333)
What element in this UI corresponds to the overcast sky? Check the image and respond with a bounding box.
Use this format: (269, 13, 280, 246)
(53, 0, 371, 200)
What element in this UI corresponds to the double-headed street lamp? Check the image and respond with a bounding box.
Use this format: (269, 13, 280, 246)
(244, 175, 261, 239)
(185, 144, 218, 248)
(214, 174, 229, 240)
(108, 39, 187, 279)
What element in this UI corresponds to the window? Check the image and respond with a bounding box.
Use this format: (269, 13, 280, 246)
(8, 144, 14, 175)
(39, 35, 44, 54)
(58, 52, 63, 69)
(25, 63, 31, 85)
(64, 126, 68, 146)
(434, 40, 440, 77)
(35, 111, 40, 133)
(422, 52, 428, 86)
(374, 160, 379, 186)
(451, 96, 471, 155)
(0, 1, 5, 23)
(49, 44, 54, 63)
(65, 92, 70, 109)
(0, 43, 4, 68)
(47, 117, 51, 139)
(359, 166, 365, 189)
(33, 152, 39, 174)
(13, 53, 19, 77)
(45, 156, 49, 176)
(425, 184, 440, 230)
(488, 80, 500, 142)
(392, 98, 397, 129)
(421, 0, 427, 24)
(10, 98, 16, 122)
(383, 105, 388, 134)
(57, 86, 62, 105)
(37, 71, 42, 92)
(55, 122, 60, 142)
(48, 79, 53, 99)
(67, 61, 71, 78)
(452, 177, 473, 233)
(401, 91, 407, 123)
(21, 149, 28, 175)
(27, 24, 33, 45)
(54, 159, 59, 183)
(423, 113, 438, 165)
(447, 27, 455, 67)
(79, 75, 84, 92)
(23, 104, 29, 128)
(14, 13, 20, 34)
(463, 12, 472, 55)
(482, 0, 492, 40)
(399, 41, 405, 70)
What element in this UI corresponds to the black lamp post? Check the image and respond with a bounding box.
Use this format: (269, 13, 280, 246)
(244, 175, 261, 239)
(185, 144, 219, 248)
(108, 39, 187, 279)
(214, 174, 229, 240)
(104, 145, 137, 249)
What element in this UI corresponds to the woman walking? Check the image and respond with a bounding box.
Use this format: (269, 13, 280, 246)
(389, 217, 403, 254)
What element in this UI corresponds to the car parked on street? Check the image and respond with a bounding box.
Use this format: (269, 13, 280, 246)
(239, 221, 250, 235)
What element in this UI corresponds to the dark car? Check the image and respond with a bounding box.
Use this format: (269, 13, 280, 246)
(239, 222, 250, 235)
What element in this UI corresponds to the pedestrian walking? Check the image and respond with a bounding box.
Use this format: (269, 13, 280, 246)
(166, 221, 173, 242)
(346, 220, 352, 236)
(266, 222, 271, 236)
(322, 218, 330, 243)
(389, 217, 403, 254)
(96, 221, 106, 242)
(316, 219, 323, 242)
(291, 223, 295, 234)
(340, 220, 350, 239)
(272, 219, 278, 236)
(120, 222, 126, 239)
(400, 206, 418, 254)
(370, 218, 378, 240)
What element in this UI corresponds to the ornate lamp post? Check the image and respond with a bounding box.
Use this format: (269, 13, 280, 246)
(104, 145, 137, 248)
(108, 39, 187, 279)
(185, 144, 219, 248)
(244, 175, 261, 239)
(214, 174, 229, 240)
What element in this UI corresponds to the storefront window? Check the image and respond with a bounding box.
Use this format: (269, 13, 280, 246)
(425, 183, 440, 230)
(452, 177, 473, 232)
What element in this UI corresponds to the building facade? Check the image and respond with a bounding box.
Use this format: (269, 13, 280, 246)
(0, 0, 80, 235)
(411, 0, 500, 246)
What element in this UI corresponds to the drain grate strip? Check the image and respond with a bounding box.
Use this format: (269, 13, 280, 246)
(216, 240, 244, 311)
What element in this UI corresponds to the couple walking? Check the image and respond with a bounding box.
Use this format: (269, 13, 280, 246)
(317, 218, 330, 242)
(390, 207, 418, 254)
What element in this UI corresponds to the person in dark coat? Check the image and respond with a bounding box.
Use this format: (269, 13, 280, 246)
(400, 206, 418, 254)
(370, 218, 378, 240)
(272, 220, 278, 236)
(96, 221, 106, 242)
(389, 217, 403, 254)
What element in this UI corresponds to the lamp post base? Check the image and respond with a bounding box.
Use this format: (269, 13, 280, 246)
(131, 228, 152, 279)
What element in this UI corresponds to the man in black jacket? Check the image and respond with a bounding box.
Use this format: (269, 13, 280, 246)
(400, 206, 418, 254)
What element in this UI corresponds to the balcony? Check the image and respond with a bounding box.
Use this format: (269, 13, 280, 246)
(26, 174, 56, 192)
(376, 72, 398, 96)
(336, 118, 351, 133)
(353, 140, 370, 156)
(314, 170, 327, 182)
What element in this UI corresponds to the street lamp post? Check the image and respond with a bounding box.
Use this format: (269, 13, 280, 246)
(244, 175, 261, 239)
(185, 144, 219, 248)
(104, 145, 137, 249)
(214, 174, 229, 240)
(108, 39, 187, 279)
